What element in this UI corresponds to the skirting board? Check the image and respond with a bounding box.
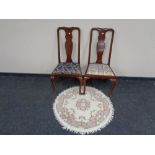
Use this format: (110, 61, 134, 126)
(0, 72, 155, 80)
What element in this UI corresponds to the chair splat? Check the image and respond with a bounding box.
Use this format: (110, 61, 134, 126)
(96, 31, 105, 64)
(65, 28, 73, 63)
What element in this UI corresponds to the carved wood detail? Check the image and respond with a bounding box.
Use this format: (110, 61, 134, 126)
(65, 28, 73, 63)
(96, 31, 105, 64)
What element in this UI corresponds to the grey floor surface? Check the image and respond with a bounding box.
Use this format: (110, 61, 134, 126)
(0, 74, 155, 135)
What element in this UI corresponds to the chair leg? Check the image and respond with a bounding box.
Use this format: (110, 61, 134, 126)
(51, 75, 56, 95)
(108, 78, 117, 97)
(79, 77, 88, 95)
(79, 77, 84, 95)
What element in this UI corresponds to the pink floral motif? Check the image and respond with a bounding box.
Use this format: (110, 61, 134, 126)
(76, 99, 90, 111)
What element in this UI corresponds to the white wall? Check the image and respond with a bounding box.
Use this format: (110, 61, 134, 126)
(0, 19, 154, 77)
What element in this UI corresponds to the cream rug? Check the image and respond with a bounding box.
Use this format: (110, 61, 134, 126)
(53, 86, 114, 134)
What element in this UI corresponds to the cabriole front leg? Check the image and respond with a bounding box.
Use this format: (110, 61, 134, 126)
(108, 78, 117, 97)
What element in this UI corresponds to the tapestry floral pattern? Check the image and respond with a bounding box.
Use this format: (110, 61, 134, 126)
(87, 63, 114, 76)
(52, 62, 81, 75)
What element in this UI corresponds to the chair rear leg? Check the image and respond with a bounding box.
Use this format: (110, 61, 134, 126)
(51, 75, 57, 95)
(108, 78, 117, 97)
(79, 77, 88, 95)
(79, 77, 84, 94)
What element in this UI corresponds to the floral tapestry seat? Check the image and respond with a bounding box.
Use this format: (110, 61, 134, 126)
(52, 62, 81, 75)
(86, 63, 114, 76)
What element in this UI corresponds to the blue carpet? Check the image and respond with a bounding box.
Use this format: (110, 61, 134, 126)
(0, 74, 155, 135)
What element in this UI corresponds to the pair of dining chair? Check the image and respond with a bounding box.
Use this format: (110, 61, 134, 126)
(51, 27, 117, 97)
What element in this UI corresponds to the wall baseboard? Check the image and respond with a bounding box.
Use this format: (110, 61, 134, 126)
(0, 72, 50, 77)
(0, 72, 155, 80)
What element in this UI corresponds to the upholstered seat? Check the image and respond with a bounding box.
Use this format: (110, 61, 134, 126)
(86, 63, 114, 76)
(52, 62, 81, 75)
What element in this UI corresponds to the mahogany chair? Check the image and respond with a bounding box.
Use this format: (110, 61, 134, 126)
(51, 27, 84, 94)
(83, 28, 117, 96)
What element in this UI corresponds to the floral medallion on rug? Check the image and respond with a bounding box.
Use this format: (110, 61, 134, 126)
(53, 86, 114, 134)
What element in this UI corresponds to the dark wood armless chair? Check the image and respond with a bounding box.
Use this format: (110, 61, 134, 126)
(83, 28, 117, 96)
(51, 27, 83, 94)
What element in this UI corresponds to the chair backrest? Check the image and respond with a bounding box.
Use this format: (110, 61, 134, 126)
(88, 28, 114, 65)
(57, 27, 80, 64)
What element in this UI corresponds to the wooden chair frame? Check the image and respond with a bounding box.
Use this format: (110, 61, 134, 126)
(83, 28, 118, 96)
(51, 27, 84, 94)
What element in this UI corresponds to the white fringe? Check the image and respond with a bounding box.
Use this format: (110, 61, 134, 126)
(53, 86, 114, 135)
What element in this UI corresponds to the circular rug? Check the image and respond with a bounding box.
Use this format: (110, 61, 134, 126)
(53, 86, 114, 134)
